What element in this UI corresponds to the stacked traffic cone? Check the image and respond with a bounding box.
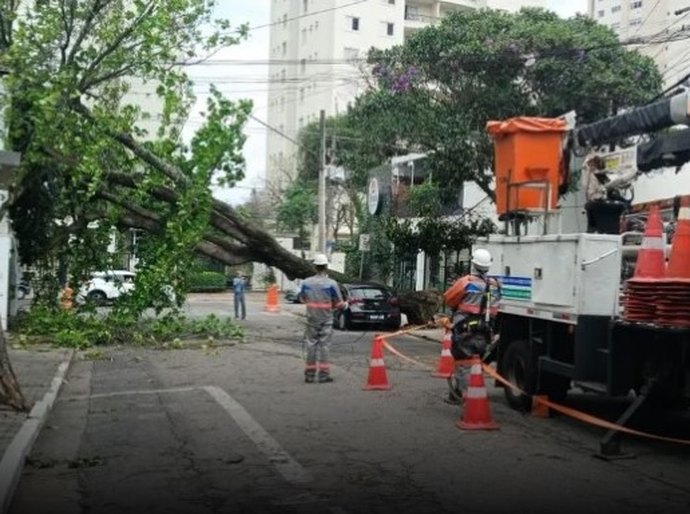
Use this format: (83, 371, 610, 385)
(456, 357, 499, 431)
(656, 197, 690, 328)
(264, 284, 280, 313)
(363, 336, 391, 391)
(633, 205, 666, 279)
(432, 330, 455, 379)
(624, 206, 665, 323)
(666, 197, 690, 280)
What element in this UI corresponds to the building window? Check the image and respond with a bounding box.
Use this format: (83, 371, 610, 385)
(611, 22, 620, 30)
(630, 17, 642, 26)
(300, 58, 306, 73)
(598, 10, 605, 17)
(386, 22, 394, 36)
(303, 0, 308, 12)
(348, 16, 360, 31)
(300, 88, 305, 101)
(282, 14, 287, 27)
(281, 41, 287, 56)
(611, 5, 621, 13)
(344, 47, 359, 62)
(280, 69, 286, 82)
(630, 0, 642, 8)
(298, 117, 304, 128)
(315, 21, 319, 30)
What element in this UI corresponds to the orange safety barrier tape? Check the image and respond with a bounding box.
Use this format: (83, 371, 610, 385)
(378, 324, 434, 340)
(382, 335, 690, 446)
(482, 364, 690, 447)
(381, 340, 433, 369)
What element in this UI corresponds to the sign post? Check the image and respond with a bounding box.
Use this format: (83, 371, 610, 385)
(358, 234, 370, 279)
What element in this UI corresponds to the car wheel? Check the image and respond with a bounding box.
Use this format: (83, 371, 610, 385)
(501, 339, 536, 412)
(336, 312, 349, 331)
(87, 290, 108, 306)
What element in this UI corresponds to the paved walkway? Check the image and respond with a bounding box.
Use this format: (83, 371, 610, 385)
(0, 347, 73, 462)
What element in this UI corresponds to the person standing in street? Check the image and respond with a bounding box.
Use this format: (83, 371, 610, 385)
(442, 248, 501, 405)
(299, 254, 347, 383)
(232, 271, 246, 320)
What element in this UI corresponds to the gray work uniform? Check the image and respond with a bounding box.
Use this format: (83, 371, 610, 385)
(299, 274, 344, 378)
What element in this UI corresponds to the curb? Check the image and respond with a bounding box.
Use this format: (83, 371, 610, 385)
(0, 350, 75, 514)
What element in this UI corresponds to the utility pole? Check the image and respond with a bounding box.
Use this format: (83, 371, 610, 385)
(318, 110, 327, 254)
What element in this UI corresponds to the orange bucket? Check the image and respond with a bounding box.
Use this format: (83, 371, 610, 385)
(487, 117, 567, 216)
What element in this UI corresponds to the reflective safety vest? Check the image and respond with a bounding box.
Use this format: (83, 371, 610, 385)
(443, 274, 500, 316)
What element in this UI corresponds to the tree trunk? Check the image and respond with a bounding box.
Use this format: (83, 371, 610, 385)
(0, 322, 30, 412)
(398, 290, 443, 325)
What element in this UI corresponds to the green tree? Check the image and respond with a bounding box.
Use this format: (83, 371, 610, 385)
(276, 181, 317, 246)
(350, 8, 662, 199)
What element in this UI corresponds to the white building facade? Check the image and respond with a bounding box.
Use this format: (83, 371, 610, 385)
(588, 0, 690, 204)
(266, 0, 547, 190)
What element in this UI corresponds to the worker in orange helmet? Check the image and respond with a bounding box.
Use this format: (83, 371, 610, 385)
(442, 248, 501, 405)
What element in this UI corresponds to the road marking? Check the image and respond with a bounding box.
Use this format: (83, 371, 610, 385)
(59, 384, 346, 512)
(203, 385, 311, 485)
(62, 386, 198, 402)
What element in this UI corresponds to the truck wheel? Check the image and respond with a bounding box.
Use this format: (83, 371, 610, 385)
(540, 372, 570, 404)
(501, 339, 535, 412)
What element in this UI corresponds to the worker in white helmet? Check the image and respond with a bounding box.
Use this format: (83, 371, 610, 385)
(298, 253, 347, 383)
(442, 248, 501, 405)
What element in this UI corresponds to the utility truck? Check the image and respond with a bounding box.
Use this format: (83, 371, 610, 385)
(480, 94, 690, 457)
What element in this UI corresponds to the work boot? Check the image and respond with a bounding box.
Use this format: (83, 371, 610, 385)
(443, 392, 462, 406)
(305, 374, 315, 384)
(318, 375, 334, 383)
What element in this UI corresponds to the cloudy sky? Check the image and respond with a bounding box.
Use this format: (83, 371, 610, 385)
(185, 1, 589, 206)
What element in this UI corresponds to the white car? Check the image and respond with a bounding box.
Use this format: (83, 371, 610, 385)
(77, 271, 136, 305)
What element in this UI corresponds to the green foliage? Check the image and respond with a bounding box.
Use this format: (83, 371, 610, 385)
(385, 214, 496, 257)
(0, 0, 252, 318)
(187, 271, 227, 292)
(350, 8, 662, 198)
(262, 268, 277, 286)
(407, 181, 443, 218)
(15, 307, 244, 349)
(276, 181, 317, 239)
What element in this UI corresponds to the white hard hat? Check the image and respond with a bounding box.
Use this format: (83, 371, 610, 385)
(471, 248, 492, 269)
(313, 253, 329, 266)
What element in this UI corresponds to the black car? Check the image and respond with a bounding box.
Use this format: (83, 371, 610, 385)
(334, 283, 401, 331)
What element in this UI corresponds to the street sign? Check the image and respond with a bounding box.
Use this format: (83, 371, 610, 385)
(367, 178, 380, 215)
(359, 234, 371, 252)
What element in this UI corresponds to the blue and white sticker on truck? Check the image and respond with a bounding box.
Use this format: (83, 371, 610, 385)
(495, 276, 532, 301)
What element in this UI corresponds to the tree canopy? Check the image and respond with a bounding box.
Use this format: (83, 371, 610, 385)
(348, 8, 662, 199)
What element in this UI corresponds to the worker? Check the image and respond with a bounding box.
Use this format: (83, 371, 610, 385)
(442, 248, 501, 405)
(232, 271, 246, 320)
(299, 253, 347, 384)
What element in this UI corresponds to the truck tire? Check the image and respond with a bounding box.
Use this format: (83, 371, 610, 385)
(540, 372, 570, 404)
(501, 339, 535, 412)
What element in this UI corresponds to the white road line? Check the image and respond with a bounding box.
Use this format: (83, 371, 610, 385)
(203, 385, 312, 485)
(62, 386, 199, 402)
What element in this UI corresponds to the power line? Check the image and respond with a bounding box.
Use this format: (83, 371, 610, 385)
(245, 0, 369, 33)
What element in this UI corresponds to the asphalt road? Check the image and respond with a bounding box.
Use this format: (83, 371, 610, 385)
(9, 294, 690, 514)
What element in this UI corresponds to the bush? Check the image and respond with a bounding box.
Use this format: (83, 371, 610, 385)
(187, 271, 227, 293)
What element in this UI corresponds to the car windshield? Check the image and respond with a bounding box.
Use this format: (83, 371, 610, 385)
(348, 287, 389, 300)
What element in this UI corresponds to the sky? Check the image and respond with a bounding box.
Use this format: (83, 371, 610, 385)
(184, 1, 589, 206)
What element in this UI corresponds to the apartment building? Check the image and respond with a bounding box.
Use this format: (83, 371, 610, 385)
(589, 0, 690, 89)
(588, 0, 690, 204)
(266, 0, 547, 191)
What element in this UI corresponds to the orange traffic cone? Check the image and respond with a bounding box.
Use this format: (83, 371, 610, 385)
(432, 330, 455, 378)
(456, 357, 499, 431)
(633, 205, 666, 279)
(264, 284, 280, 313)
(667, 197, 690, 279)
(363, 336, 391, 391)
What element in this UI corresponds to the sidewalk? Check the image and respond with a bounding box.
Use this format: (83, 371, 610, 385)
(0, 346, 73, 513)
